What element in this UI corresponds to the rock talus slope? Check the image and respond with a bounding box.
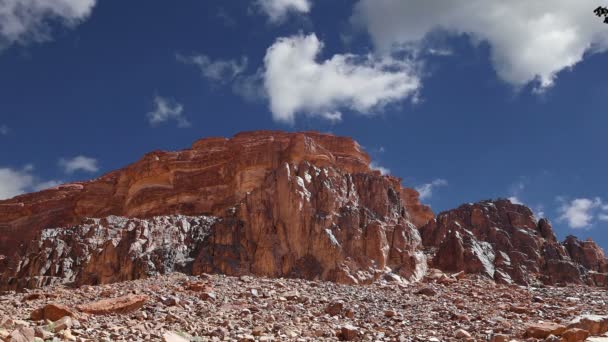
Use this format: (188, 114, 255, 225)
(0, 131, 434, 289)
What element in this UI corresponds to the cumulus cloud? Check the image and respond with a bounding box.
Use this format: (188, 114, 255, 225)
(263, 33, 421, 124)
(147, 96, 190, 128)
(370, 162, 390, 175)
(416, 179, 448, 200)
(558, 197, 604, 229)
(0, 166, 61, 200)
(353, 0, 608, 90)
(59, 155, 99, 174)
(0, 0, 96, 48)
(176, 54, 248, 84)
(256, 0, 311, 22)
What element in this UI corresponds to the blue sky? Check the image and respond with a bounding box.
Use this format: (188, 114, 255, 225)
(1, 0, 608, 247)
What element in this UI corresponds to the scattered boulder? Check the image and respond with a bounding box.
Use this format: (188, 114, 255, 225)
(7, 327, 35, 342)
(30, 303, 75, 321)
(524, 322, 567, 338)
(77, 294, 148, 315)
(340, 325, 359, 341)
(560, 328, 589, 342)
(51, 316, 73, 333)
(567, 315, 608, 335)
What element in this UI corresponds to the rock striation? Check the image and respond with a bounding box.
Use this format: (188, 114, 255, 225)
(0, 131, 434, 289)
(419, 199, 608, 286)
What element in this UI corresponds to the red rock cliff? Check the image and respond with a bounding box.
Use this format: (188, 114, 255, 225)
(419, 199, 608, 286)
(0, 131, 434, 288)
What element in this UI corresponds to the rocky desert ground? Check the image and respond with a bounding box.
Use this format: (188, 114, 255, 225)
(2, 271, 608, 342)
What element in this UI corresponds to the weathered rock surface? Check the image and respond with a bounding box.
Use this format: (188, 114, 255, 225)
(0, 131, 434, 289)
(419, 199, 608, 286)
(1, 215, 216, 290)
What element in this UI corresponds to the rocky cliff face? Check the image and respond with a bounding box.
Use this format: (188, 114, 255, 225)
(0, 131, 434, 289)
(1, 216, 216, 290)
(419, 199, 608, 286)
(2, 131, 607, 291)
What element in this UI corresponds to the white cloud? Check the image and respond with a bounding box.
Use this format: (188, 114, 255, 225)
(353, 0, 608, 90)
(416, 178, 448, 200)
(0, 166, 61, 200)
(534, 207, 546, 220)
(507, 180, 526, 205)
(147, 96, 190, 128)
(59, 155, 99, 174)
(176, 54, 248, 84)
(0, 125, 8, 135)
(256, 0, 311, 23)
(263, 33, 421, 124)
(33, 179, 62, 191)
(370, 162, 390, 175)
(558, 197, 603, 229)
(508, 196, 523, 205)
(0, 0, 96, 48)
(231, 70, 267, 103)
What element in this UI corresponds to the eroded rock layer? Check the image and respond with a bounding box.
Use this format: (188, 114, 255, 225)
(419, 199, 608, 286)
(0, 131, 434, 289)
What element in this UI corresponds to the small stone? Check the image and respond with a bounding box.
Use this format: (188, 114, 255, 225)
(415, 287, 437, 296)
(61, 329, 76, 341)
(345, 308, 355, 319)
(252, 326, 265, 336)
(161, 296, 180, 307)
(34, 327, 52, 340)
(509, 305, 529, 314)
(163, 331, 189, 342)
(0, 317, 13, 329)
(340, 325, 359, 341)
(282, 291, 299, 300)
(384, 310, 397, 318)
(200, 290, 216, 301)
(454, 329, 471, 339)
(325, 301, 344, 316)
(490, 334, 510, 342)
(22, 293, 44, 302)
(52, 316, 73, 333)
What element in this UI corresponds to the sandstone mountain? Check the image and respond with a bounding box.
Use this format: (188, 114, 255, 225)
(0, 131, 606, 291)
(0, 131, 433, 289)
